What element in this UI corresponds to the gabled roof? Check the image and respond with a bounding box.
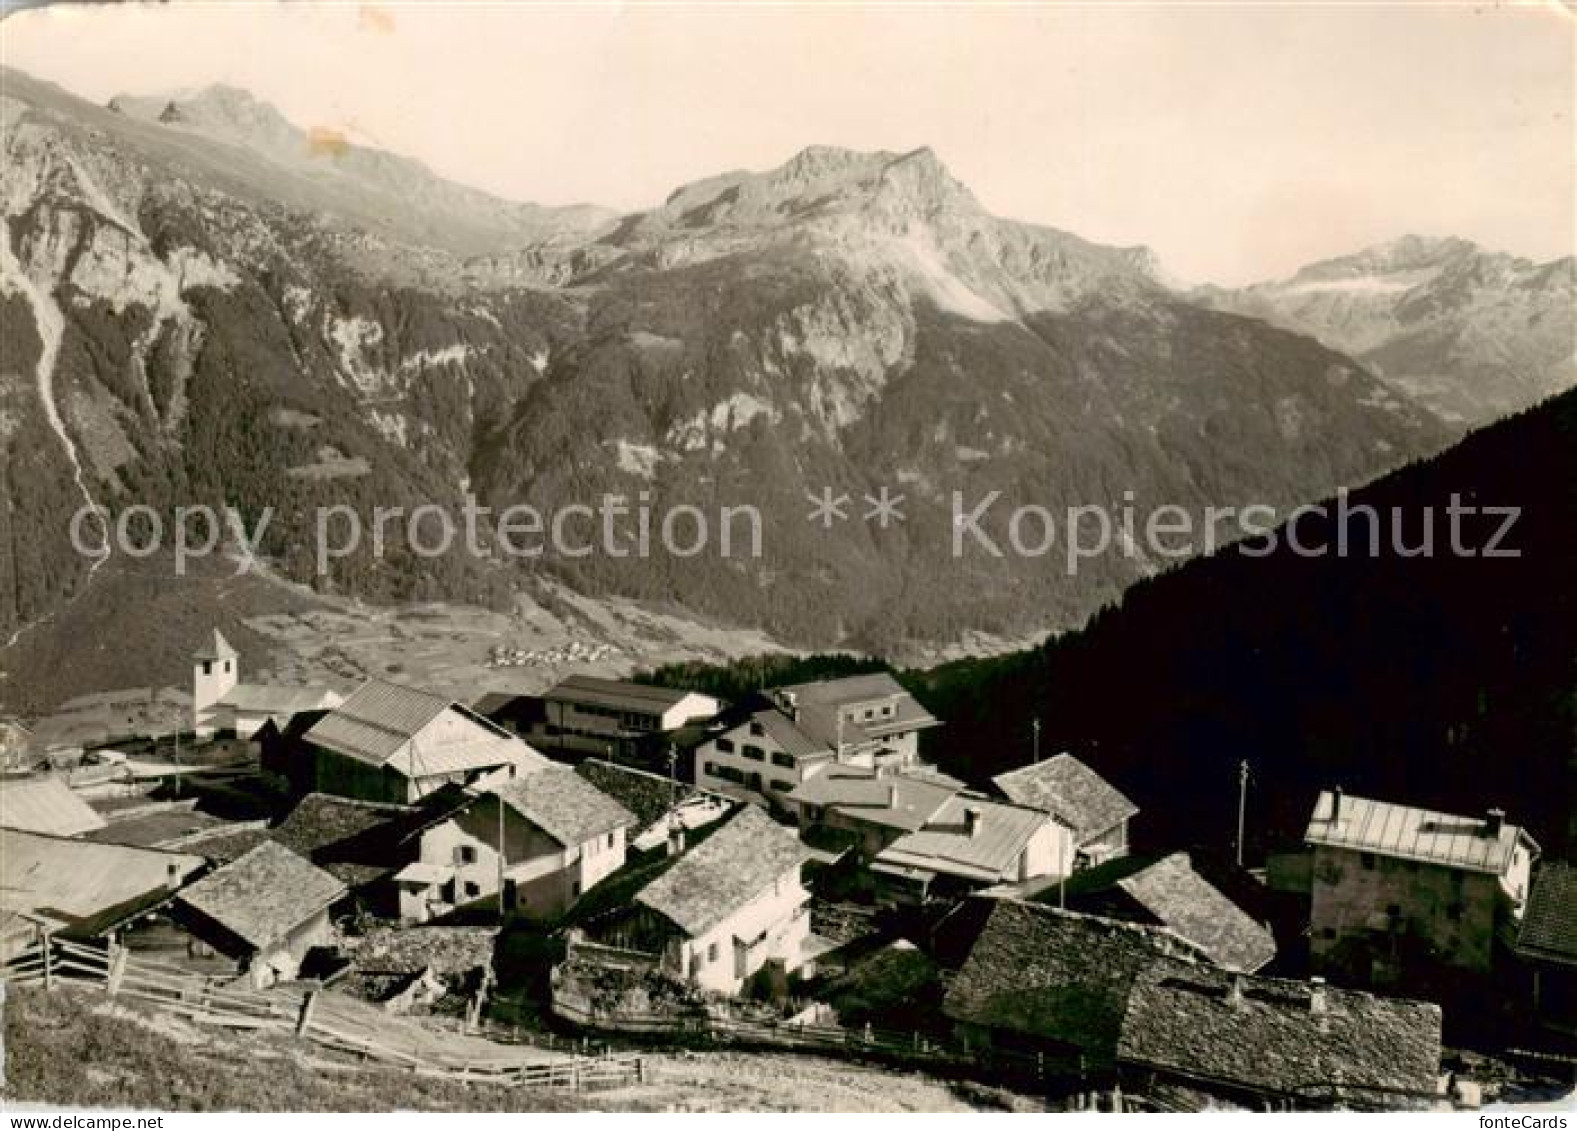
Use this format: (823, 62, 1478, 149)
(992, 754, 1138, 842)
(0, 775, 107, 837)
(177, 841, 345, 951)
(635, 805, 809, 937)
(492, 766, 635, 848)
(1114, 853, 1276, 973)
(943, 900, 1198, 1057)
(1304, 790, 1529, 876)
(1, 828, 204, 935)
(788, 765, 958, 832)
(305, 679, 547, 779)
(874, 796, 1051, 882)
(1117, 961, 1442, 1103)
(1518, 861, 1577, 967)
(215, 683, 341, 716)
(194, 629, 238, 662)
(545, 675, 716, 715)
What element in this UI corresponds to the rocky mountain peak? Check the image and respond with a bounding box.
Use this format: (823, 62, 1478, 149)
(1293, 234, 1479, 282)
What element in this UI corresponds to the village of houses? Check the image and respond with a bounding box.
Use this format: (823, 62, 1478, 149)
(2, 630, 1573, 1112)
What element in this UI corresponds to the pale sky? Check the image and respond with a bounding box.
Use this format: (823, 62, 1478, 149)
(2, 1, 1572, 285)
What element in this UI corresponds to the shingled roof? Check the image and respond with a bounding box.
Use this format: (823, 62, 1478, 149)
(993, 754, 1138, 842)
(636, 805, 809, 937)
(1518, 861, 1577, 967)
(268, 793, 415, 888)
(177, 841, 345, 951)
(493, 767, 635, 848)
(1118, 961, 1442, 1105)
(943, 900, 1199, 1059)
(1115, 853, 1276, 973)
(575, 759, 695, 837)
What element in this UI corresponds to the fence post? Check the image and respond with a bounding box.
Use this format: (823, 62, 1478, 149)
(296, 989, 319, 1036)
(106, 946, 128, 998)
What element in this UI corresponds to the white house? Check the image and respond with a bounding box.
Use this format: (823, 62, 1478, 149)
(620, 806, 814, 995)
(393, 766, 636, 922)
(871, 795, 1073, 899)
(993, 753, 1140, 868)
(694, 673, 940, 807)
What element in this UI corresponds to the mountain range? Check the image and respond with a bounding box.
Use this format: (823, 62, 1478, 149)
(1, 68, 1570, 660)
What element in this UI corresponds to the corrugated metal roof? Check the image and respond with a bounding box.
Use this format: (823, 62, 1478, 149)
(0, 776, 107, 837)
(305, 679, 546, 780)
(875, 797, 1051, 882)
(1304, 791, 1526, 875)
(1, 828, 203, 928)
(305, 680, 454, 766)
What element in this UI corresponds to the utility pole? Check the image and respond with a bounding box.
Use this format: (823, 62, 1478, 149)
(1236, 760, 1250, 868)
(497, 791, 507, 919)
(1032, 717, 1041, 763)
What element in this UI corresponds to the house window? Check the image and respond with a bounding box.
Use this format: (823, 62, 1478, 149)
(607, 832, 615, 849)
(771, 752, 795, 768)
(572, 881, 581, 897)
(749, 722, 765, 738)
(770, 779, 794, 793)
(707, 941, 719, 964)
(743, 745, 766, 762)
(716, 738, 735, 754)
(462, 881, 481, 899)
(201, 661, 212, 676)
(455, 845, 478, 865)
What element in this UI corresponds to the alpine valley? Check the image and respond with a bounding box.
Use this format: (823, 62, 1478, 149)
(3, 67, 1572, 689)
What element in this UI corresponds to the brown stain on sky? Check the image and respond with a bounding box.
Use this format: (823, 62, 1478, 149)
(307, 126, 350, 160)
(358, 6, 396, 36)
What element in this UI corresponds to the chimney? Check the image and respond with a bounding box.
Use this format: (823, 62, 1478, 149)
(1330, 786, 1344, 824)
(887, 782, 899, 809)
(166, 862, 184, 891)
(1309, 975, 1327, 1015)
(778, 690, 799, 721)
(1227, 973, 1245, 1009)
(1484, 808, 1505, 838)
(667, 824, 686, 857)
(964, 806, 983, 838)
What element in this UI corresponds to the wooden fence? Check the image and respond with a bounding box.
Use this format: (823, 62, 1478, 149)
(549, 984, 1085, 1089)
(3, 937, 642, 1093)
